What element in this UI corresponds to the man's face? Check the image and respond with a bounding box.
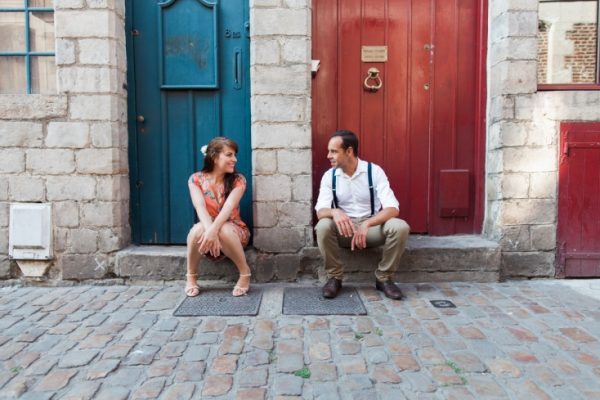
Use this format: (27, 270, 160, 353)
(327, 137, 353, 169)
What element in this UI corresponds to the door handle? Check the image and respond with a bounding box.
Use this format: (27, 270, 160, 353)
(137, 115, 145, 123)
(363, 68, 382, 92)
(233, 48, 242, 90)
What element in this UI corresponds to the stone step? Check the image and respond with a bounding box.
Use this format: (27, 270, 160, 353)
(115, 235, 500, 283)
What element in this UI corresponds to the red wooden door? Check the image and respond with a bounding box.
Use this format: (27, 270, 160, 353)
(312, 0, 486, 234)
(557, 122, 600, 278)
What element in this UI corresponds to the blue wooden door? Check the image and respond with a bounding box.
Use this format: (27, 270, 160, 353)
(126, 0, 251, 244)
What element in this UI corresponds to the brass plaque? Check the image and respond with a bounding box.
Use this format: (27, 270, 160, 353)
(361, 46, 388, 62)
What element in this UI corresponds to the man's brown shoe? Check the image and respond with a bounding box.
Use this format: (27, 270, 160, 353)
(375, 279, 403, 300)
(322, 277, 342, 298)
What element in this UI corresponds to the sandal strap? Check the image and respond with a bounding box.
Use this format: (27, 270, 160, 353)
(186, 273, 198, 277)
(239, 273, 252, 277)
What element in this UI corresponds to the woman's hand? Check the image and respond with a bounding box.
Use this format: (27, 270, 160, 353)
(197, 226, 221, 257)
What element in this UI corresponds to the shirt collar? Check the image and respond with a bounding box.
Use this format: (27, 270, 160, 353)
(335, 158, 367, 178)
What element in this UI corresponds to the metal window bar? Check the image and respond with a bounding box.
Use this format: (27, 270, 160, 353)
(0, 1, 54, 94)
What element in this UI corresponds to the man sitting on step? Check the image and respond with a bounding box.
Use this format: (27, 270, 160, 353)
(314, 130, 410, 300)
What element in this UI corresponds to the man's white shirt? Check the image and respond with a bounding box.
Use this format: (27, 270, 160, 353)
(315, 159, 399, 219)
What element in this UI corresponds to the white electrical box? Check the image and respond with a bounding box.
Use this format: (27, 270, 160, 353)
(9, 203, 53, 260)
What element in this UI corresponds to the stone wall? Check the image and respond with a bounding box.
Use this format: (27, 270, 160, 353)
(486, 0, 600, 279)
(0, 0, 129, 280)
(249, 0, 313, 278)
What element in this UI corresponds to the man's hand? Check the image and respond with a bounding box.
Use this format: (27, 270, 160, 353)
(351, 221, 369, 250)
(331, 209, 354, 238)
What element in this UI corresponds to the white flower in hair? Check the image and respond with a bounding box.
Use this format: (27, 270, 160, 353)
(200, 145, 208, 156)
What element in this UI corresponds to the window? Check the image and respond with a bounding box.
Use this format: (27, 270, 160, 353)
(538, 0, 600, 90)
(0, 0, 55, 94)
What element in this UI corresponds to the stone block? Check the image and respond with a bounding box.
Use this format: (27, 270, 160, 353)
(529, 172, 556, 199)
(537, 91, 600, 121)
(8, 177, 45, 201)
(254, 175, 291, 201)
(486, 149, 504, 174)
(253, 150, 277, 174)
(514, 94, 535, 120)
(253, 202, 278, 228)
(292, 175, 312, 201)
(500, 199, 556, 225)
(254, 227, 304, 252)
(53, 201, 79, 228)
(283, 0, 309, 10)
(81, 202, 124, 227)
(530, 225, 556, 251)
(56, 39, 76, 65)
(502, 252, 555, 278)
(76, 148, 126, 174)
(281, 38, 309, 63)
(277, 202, 312, 227)
(501, 173, 529, 199)
(0, 203, 7, 228)
(55, 0, 85, 8)
(489, 122, 530, 149)
(527, 119, 557, 146)
(47, 176, 96, 201)
(0, 256, 10, 278)
(66, 228, 98, 253)
(489, 37, 536, 66)
(486, 174, 502, 201)
(46, 122, 90, 148)
(69, 95, 116, 121)
(0, 122, 43, 147)
(98, 228, 129, 253)
(61, 254, 108, 280)
(489, 61, 537, 96)
(251, 251, 276, 282)
(115, 246, 187, 280)
(0, 178, 7, 201)
(499, 225, 531, 251)
(277, 149, 311, 174)
(251, 8, 309, 36)
(274, 254, 300, 280)
(27, 149, 75, 174)
(0, 228, 7, 253)
(253, 0, 281, 6)
(0, 95, 67, 120)
(251, 39, 280, 65)
(504, 147, 556, 173)
(252, 96, 306, 122)
(252, 65, 309, 94)
(489, 0, 538, 19)
(0, 149, 25, 173)
(490, 11, 538, 41)
(489, 95, 515, 123)
(55, 11, 116, 38)
(87, 0, 115, 9)
(79, 39, 119, 66)
(96, 175, 129, 201)
(252, 123, 311, 149)
(58, 67, 118, 93)
(90, 122, 125, 148)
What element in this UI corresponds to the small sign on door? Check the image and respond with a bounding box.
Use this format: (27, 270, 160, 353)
(361, 46, 388, 62)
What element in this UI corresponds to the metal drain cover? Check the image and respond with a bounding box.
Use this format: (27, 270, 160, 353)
(430, 299, 456, 308)
(173, 288, 262, 316)
(283, 287, 367, 315)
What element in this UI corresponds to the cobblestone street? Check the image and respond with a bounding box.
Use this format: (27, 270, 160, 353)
(0, 280, 599, 399)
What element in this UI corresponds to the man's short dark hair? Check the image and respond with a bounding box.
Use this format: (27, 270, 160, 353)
(331, 130, 359, 156)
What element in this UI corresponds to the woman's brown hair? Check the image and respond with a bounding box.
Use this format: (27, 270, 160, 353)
(201, 137, 240, 199)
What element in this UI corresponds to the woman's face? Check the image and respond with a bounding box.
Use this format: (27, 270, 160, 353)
(213, 145, 237, 173)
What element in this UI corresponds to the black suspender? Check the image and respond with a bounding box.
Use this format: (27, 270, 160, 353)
(331, 162, 375, 216)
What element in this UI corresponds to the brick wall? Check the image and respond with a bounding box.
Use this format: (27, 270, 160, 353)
(565, 23, 598, 83)
(0, 0, 129, 280)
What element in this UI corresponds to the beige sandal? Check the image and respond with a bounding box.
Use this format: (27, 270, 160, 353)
(232, 273, 251, 297)
(185, 273, 200, 297)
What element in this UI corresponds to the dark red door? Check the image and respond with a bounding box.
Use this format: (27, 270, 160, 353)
(557, 122, 600, 278)
(312, 0, 486, 234)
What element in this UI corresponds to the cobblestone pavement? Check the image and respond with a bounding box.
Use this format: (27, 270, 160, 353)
(0, 280, 599, 399)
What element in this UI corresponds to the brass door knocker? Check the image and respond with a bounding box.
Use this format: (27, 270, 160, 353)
(363, 67, 382, 92)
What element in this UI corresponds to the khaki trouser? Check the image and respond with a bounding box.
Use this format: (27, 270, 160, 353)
(315, 217, 410, 282)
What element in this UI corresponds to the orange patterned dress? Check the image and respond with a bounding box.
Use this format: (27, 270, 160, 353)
(189, 171, 250, 247)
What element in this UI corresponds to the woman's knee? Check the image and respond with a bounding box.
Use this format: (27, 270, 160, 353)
(218, 223, 239, 242)
(187, 223, 204, 244)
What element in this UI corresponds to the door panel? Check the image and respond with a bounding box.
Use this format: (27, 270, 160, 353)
(312, 0, 484, 234)
(127, 0, 251, 244)
(557, 123, 600, 277)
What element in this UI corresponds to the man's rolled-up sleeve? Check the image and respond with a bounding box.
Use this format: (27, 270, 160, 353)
(374, 166, 399, 210)
(314, 169, 333, 213)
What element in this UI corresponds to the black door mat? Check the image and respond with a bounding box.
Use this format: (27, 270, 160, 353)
(173, 288, 262, 316)
(283, 287, 367, 315)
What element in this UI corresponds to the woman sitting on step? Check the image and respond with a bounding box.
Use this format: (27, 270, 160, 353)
(185, 137, 251, 297)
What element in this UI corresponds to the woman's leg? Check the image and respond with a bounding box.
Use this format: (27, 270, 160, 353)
(218, 222, 251, 295)
(185, 223, 204, 296)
